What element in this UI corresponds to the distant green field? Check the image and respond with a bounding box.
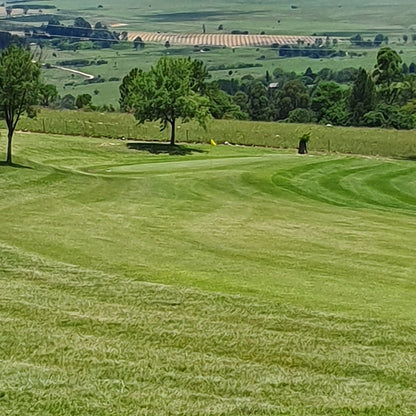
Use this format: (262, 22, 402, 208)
(0, 131, 415, 415)
(15, 0, 416, 35)
(40, 42, 416, 108)
(3, 0, 416, 105)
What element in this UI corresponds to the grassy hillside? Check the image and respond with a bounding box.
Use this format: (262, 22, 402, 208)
(0, 131, 415, 415)
(22, 0, 416, 35)
(13, 109, 416, 159)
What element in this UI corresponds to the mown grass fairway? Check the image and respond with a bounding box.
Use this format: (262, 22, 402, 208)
(1, 132, 416, 415)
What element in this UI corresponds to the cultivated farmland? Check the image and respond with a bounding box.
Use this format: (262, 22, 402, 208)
(127, 32, 321, 47)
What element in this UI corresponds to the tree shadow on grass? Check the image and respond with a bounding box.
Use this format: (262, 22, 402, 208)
(402, 155, 416, 161)
(127, 142, 206, 156)
(0, 161, 32, 169)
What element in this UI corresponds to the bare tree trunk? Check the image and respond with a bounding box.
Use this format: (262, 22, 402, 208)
(6, 129, 13, 165)
(170, 118, 176, 145)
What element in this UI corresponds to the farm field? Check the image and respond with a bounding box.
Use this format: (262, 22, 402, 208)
(4, 0, 416, 106)
(126, 32, 319, 47)
(37, 39, 416, 108)
(41, 42, 416, 108)
(0, 131, 415, 415)
(6, 0, 416, 35)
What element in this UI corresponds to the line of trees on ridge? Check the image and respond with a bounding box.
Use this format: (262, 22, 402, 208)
(119, 47, 416, 132)
(2, 43, 416, 164)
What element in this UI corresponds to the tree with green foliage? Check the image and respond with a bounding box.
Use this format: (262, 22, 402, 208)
(278, 79, 309, 119)
(373, 47, 403, 87)
(247, 80, 269, 121)
(350, 33, 363, 46)
(373, 34, 385, 47)
(60, 94, 75, 109)
(348, 68, 376, 125)
(287, 108, 314, 123)
(75, 93, 92, 109)
(272, 67, 296, 84)
(372, 47, 408, 107)
(311, 81, 347, 125)
(133, 36, 145, 50)
(119, 68, 138, 113)
(267, 88, 281, 121)
(364, 103, 414, 129)
(232, 91, 249, 115)
(205, 83, 246, 119)
(361, 110, 386, 128)
(399, 74, 416, 104)
(73, 17, 92, 29)
(120, 57, 211, 145)
(39, 83, 58, 107)
(90, 29, 117, 48)
(332, 67, 358, 83)
(0, 45, 40, 165)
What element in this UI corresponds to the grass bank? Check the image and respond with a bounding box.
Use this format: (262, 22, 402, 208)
(11, 109, 416, 159)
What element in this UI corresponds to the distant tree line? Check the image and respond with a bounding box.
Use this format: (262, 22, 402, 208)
(350, 33, 416, 48)
(212, 47, 416, 129)
(31, 44, 416, 132)
(275, 37, 343, 59)
(34, 17, 119, 49)
(0, 31, 27, 50)
(1, 42, 411, 137)
(350, 34, 389, 47)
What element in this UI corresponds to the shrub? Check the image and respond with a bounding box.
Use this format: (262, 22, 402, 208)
(288, 108, 315, 123)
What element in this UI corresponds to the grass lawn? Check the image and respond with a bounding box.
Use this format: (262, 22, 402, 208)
(14, 109, 416, 159)
(0, 131, 415, 415)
